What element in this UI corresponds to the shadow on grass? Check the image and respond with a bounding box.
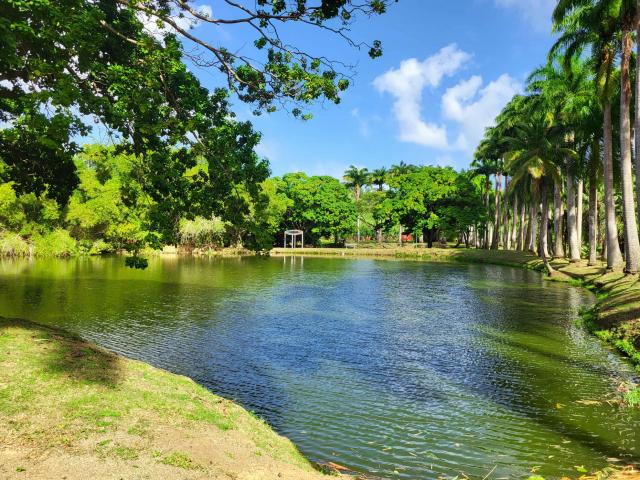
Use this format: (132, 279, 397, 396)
(0, 316, 122, 387)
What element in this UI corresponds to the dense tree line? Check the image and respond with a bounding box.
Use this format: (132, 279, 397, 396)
(472, 0, 640, 274)
(0, 143, 490, 255)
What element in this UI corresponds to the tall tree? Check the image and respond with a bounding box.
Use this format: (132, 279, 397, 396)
(552, 1, 624, 269)
(343, 165, 369, 242)
(343, 166, 370, 201)
(369, 168, 388, 191)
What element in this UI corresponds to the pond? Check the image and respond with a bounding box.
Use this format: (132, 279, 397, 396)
(0, 255, 638, 478)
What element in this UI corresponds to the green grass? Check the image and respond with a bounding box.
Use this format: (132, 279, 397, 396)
(0, 317, 321, 477)
(159, 452, 203, 470)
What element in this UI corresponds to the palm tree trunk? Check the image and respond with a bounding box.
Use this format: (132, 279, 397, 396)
(503, 177, 510, 249)
(539, 180, 550, 259)
(491, 173, 502, 250)
(527, 187, 538, 253)
(483, 177, 491, 249)
(588, 139, 600, 266)
(588, 166, 599, 266)
(518, 200, 526, 251)
(567, 166, 580, 262)
(510, 195, 518, 249)
(620, 29, 640, 273)
(603, 101, 624, 269)
(577, 178, 583, 251)
(566, 168, 580, 262)
(636, 9, 640, 232)
(553, 179, 564, 258)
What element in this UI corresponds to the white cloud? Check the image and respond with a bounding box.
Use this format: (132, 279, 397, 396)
(373, 44, 471, 149)
(494, 0, 555, 32)
(350, 108, 382, 138)
(441, 74, 522, 150)
(139, 4, 213, 41)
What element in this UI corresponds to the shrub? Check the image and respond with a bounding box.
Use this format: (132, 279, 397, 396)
(0, 183, 26, 229)
(33, 229, 77, 257)
(624, 386, 640, 407)
(179, 216, 226, 248)
(0, 232, 30, 256)
(89, 239, 112, 255)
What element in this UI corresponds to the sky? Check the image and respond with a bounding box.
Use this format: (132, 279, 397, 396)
(149, 0, 559, 178)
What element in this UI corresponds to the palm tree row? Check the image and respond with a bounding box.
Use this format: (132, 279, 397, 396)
(473, 0, 640, 274)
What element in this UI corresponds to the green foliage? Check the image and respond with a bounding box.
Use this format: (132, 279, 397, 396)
(276, 173, 357, 245)
(0, 232, 30, 257)
(624, 387, 640, 407)
(383, 166, 485, 246)
(359, 190, 388, 238)
(0, 0, 392, 217)
(179, 217, 226, 248)
(32, 229, 77, 257)
(239, 178, 293, 252)
(65, 146, 152, 252)
(0, 182, 26, 230)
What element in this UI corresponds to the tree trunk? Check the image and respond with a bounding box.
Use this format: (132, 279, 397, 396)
(424, 228, 434, 248)
(510, 195, 518, 249)
(603, 101, 624, 269)
(587, 139, 600, 266)
(620, 29, 640, 273)
(636, 10, 640, 234)
(566, 169, 580, 262)
(518, 200, 526, 251)
(539, 180, 550, 259)
(483, 178, 491, 249)
(491, 173, 502, 250)
(577, 178, 583, 251)
(502, 177, 510, 249)
(588, 166, 599, 266)
(527, 187, 538, 254)
(553, 179, 565, 258)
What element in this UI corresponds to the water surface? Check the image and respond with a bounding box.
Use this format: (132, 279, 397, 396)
(0, 256, 638, 479)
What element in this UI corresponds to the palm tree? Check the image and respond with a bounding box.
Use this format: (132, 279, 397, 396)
(388, 161, 417, 177)
(343, 166, 369, 243)
(619, 1, 640, 273)
(366, 167, 387, 241)
(552, 1, 624, 269)
(470, 155, 495, 249)
(527, 58, 583, 259)
(636, 0, 640, 233)
(500, 100, 570, 260)
(343, 165, 369, 201)
(369, 168, 387, 191)
(474, 133, 503, 249)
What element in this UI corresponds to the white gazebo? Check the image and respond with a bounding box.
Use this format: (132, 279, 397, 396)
(283, 229, 304, 249)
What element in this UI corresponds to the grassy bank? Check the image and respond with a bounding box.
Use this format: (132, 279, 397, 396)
(0, 317, 333, 480)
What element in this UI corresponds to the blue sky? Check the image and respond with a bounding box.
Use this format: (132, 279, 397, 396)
(157, 0, 558, 178)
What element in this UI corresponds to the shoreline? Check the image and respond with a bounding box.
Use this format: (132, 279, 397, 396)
(0, 317, 343, 480)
